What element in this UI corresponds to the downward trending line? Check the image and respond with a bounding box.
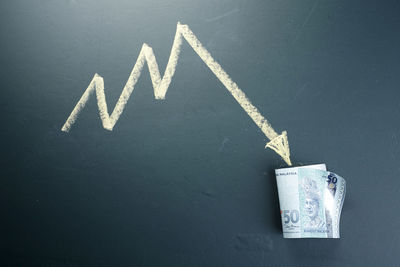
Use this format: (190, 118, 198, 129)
(61, 22, 292, 165)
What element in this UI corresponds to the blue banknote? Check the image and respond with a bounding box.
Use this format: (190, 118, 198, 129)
(275, 165, 346, 238)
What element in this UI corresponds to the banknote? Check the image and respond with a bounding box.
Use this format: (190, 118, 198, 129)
(275, 165, 346, 238)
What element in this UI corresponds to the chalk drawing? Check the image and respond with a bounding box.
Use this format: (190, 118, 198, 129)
(61, 22, 292, 165)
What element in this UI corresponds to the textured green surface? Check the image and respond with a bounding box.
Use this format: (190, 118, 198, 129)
(2, 0, 400, 266)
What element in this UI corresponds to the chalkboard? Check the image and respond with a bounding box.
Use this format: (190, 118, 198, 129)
(2, 0, 400, 266)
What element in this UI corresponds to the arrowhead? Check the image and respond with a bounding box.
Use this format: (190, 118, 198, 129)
(265, 131, 292, 166)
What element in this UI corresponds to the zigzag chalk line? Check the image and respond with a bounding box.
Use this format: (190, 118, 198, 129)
(61, 22, 292, 165)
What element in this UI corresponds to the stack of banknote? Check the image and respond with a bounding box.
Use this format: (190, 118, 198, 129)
(275, 164, 346, 238)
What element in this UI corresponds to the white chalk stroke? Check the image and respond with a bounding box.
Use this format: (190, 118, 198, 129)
(61, 22, 292, 165)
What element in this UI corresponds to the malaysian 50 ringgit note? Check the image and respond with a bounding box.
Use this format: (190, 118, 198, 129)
(275, 164, 346, 238)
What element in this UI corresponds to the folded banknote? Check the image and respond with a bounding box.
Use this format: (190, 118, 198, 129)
(275, 164, 346, 238)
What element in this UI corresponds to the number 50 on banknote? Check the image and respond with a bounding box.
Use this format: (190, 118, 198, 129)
(275, 164, 346, 238)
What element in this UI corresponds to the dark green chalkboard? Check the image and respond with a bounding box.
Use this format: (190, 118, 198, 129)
(2, 0, 400, 266)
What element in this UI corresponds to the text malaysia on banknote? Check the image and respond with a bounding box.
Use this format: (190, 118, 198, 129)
(275, 165, 346, 238)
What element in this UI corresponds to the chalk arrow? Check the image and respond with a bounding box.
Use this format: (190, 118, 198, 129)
(265, 131, 291, 166)
(61, 22, 292, 165)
